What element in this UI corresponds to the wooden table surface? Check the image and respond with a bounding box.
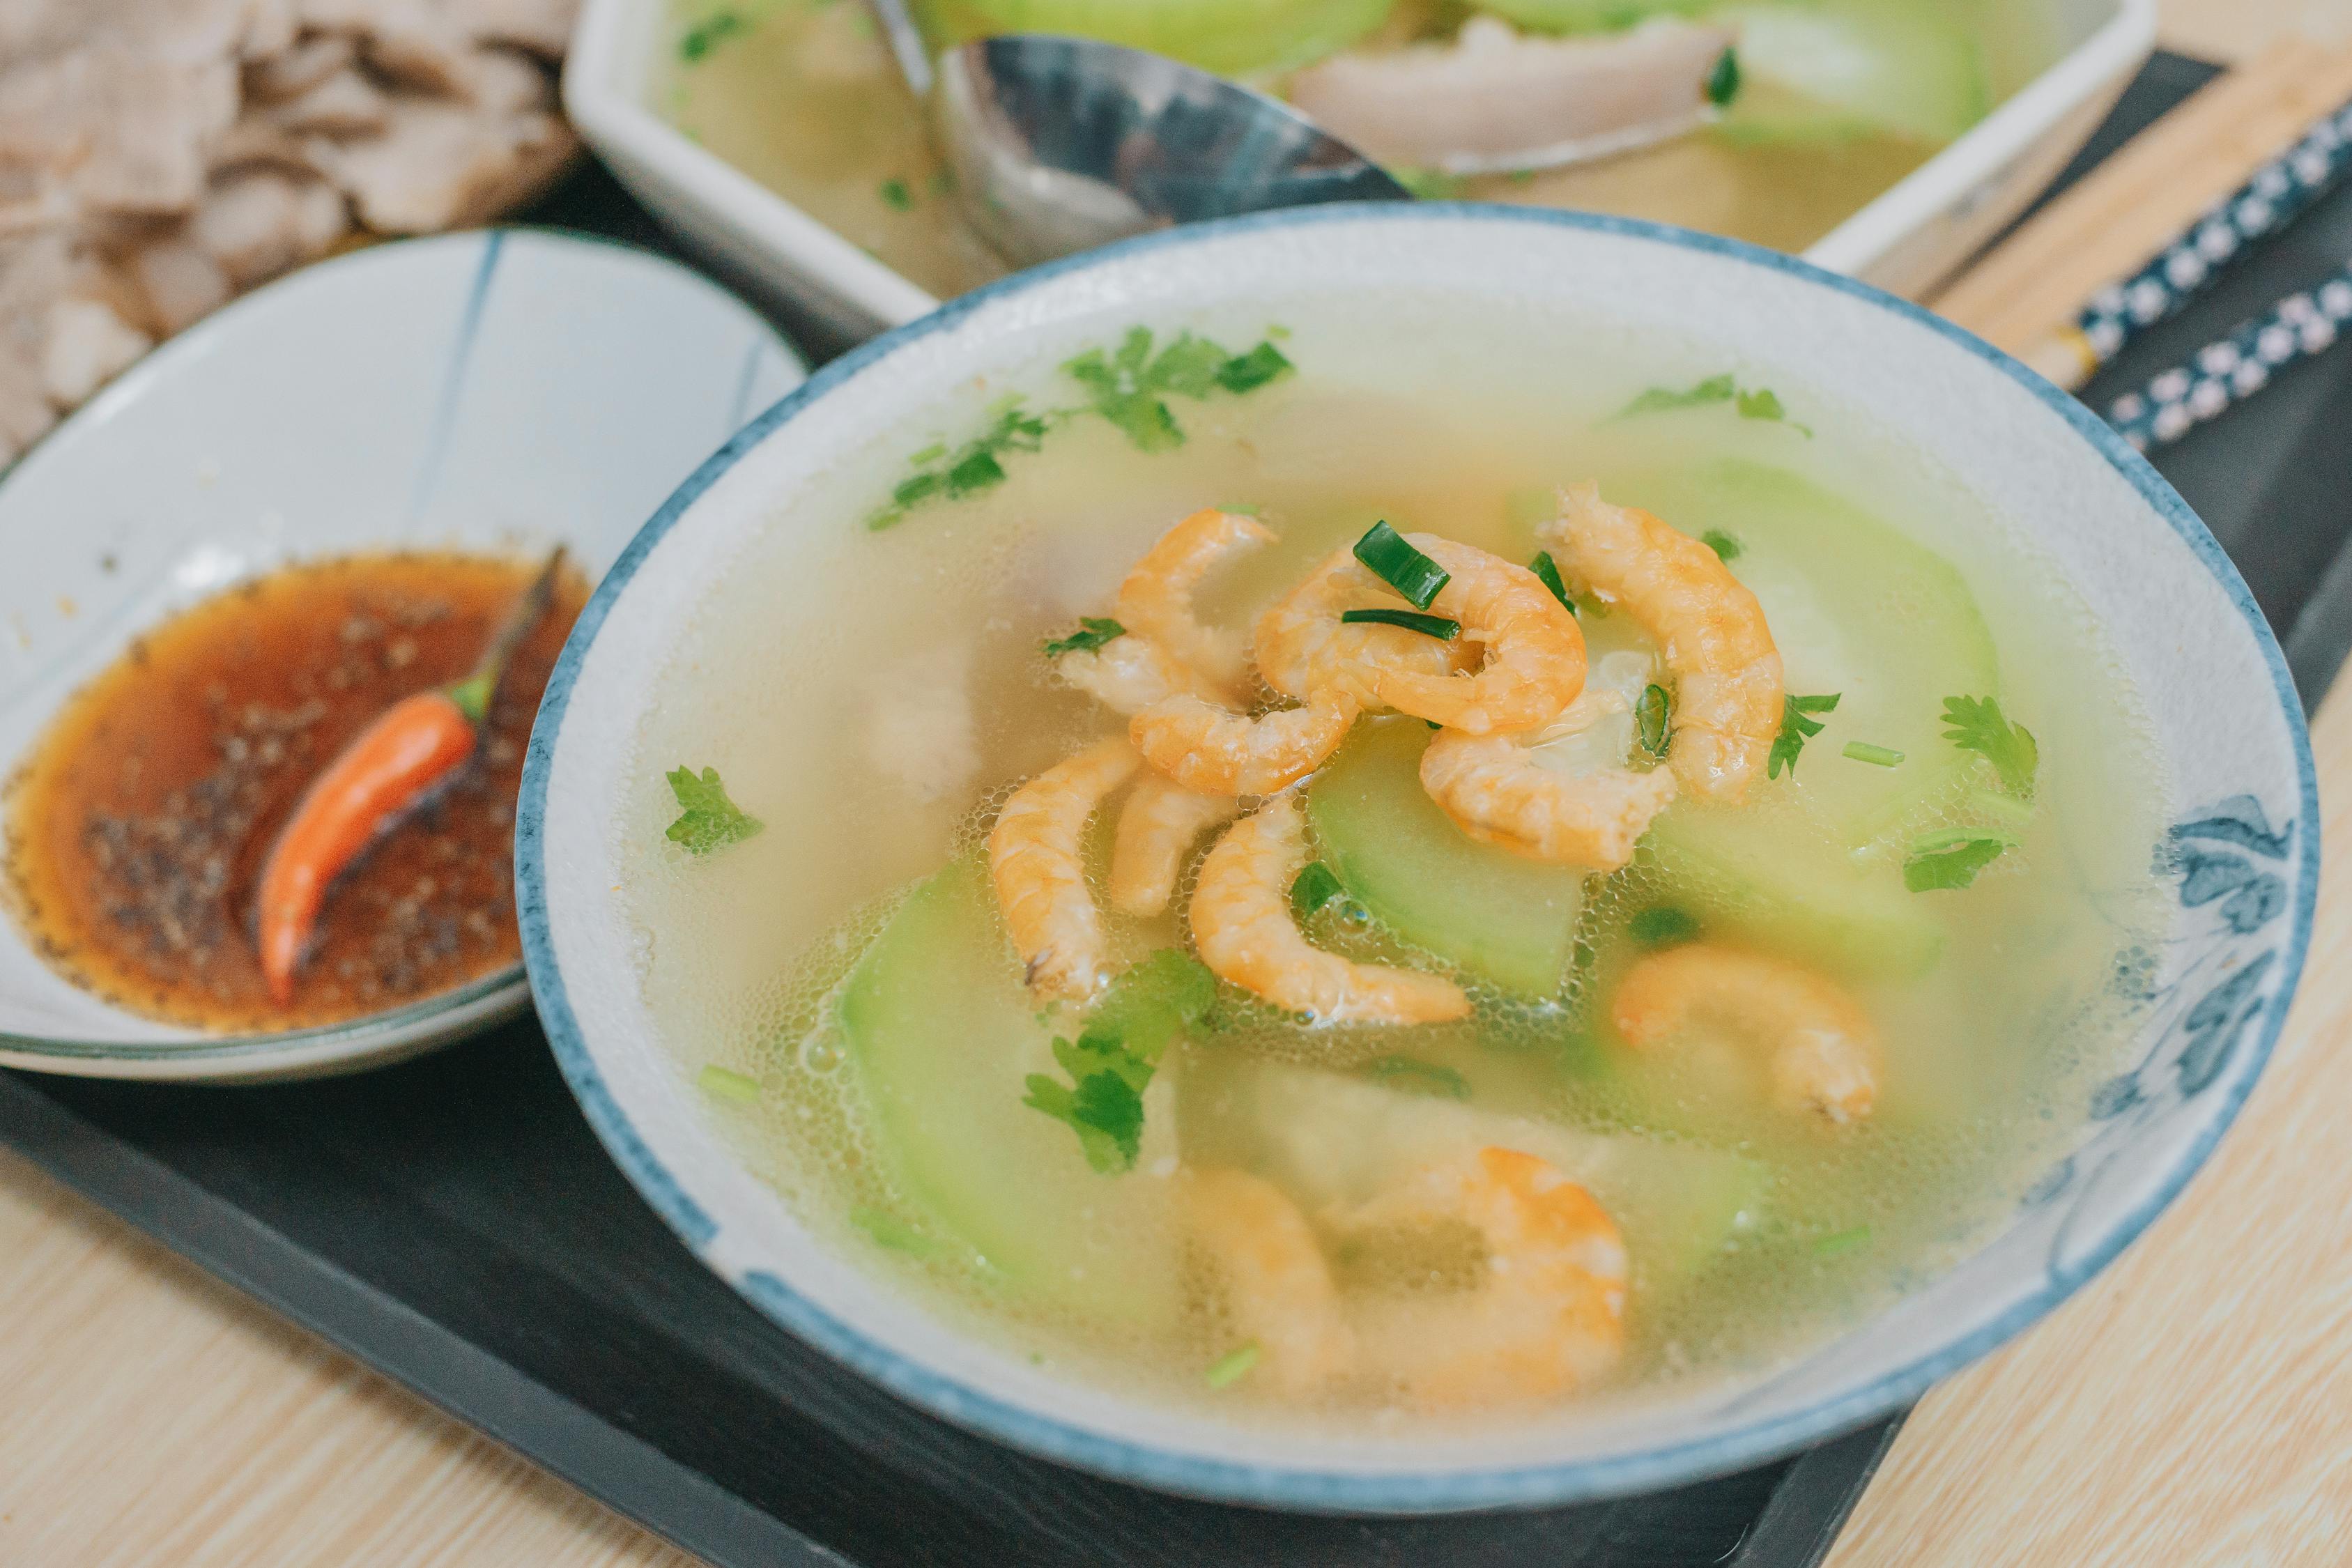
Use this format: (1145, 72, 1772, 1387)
(1, 8, 2344, 1565)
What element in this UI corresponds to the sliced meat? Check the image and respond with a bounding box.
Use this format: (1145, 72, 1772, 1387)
(318, 93, 573, 233)
(1289, 15, 1732, 174)
(41, 296, 153, 406)
(128, 237, 233, 334)
(463, 0, 580, 59)
(244, 32, 358, 102)
(270, 66, 392, 135)
(188, 167, 350, 285)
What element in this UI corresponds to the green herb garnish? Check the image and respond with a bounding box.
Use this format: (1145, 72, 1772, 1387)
(1339, 607, 1459, 640)
(1700, 529, 1743, 562)
(1768, 693, 1843, 780)
(1365, 1056, 1471, 1099)
(1530, 550, 1574, 612)
(1706, 45, 1742, 107)
(1941, 695, 2038, 799)
(1903, 827, 2018, 892)
(1970, 790, 2036, 832)
(868, 399, 1050, 528)
(1619, 374, 1808, 435)
(1061, 328, 1292, 454)
(1620, 374, 1734, 419)
(665, 765, 763, 854)
(1843, 741, 1904, 768)
(873, 327, 1289, 528)
(1353, 521, 1450, 610)
(1024, 951, 1215, 1173)
(1205, 1341, 1261, 1388)
(1289, 861, 1349, 921)
(1636, 683, 1673, 758)
(678, 8, 744, 61)
(1042, 617, 1125, 657)
(1813, 1224, 1872, 1257)
(877, 177, 913, 211)
(1215, 341, 1294, 394)
(696, 1064, 761, 1103)
(1629, 905, 1700, 947)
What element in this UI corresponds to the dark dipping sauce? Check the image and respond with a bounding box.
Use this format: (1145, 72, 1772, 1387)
(1, 552, 587, 1033)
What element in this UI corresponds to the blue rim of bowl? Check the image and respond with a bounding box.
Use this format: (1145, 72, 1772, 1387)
(0, 226, 797, 1070)
(516, 201, 2320, 1512)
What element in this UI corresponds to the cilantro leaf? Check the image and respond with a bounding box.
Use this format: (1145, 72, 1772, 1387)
(1289, 861, 1348, 921)
(1619, 374, 1809, 436)
(1364, 1056, 1471, 1099)
(1023, 951, 1213, 1171)
(1941, 695, 2038, 799)
(1903, 827, 2018, 892)
(1767, 692, 1842, 780)
(664, 766, 763, 854)
(1620, 374, 1735, 419)
(1043, 617, 1125, 657)
(1636, 683, 1673, 758)
(868, 401, 1051, 528)
(1023, 1053, 1146, 1173)
(1061, 328, 1293, 454)
(1700, 529, 1742, 562)
(877, 177, 913, 211)
(1215, 341, 1293, 394)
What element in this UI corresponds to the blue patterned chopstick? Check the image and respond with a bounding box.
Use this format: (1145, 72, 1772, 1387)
(2105, 270, 2352, 450)
(2035, 98, 2352, 390)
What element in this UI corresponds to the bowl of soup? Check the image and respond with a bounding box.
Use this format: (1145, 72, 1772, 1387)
(518, 204, 2314, 1509)
(566, 0, 2154, 339)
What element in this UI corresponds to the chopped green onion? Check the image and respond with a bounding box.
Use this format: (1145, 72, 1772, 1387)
(696, 1064, 761, 1103)
(1529, 550, 1574, 612)
(1706, 45, 1742, 107)
(1339, 607, 1459, 640)
(1843, 741, 1904, 768)
(1290, 861, 1348, 921)
(877, 177, 913, 211)
(1365, 1056, 1471, 1099)
(1903, 827, 2018, 893)
(1205, 1341, 1261, 1388)
(1813, 1224, 1871, 1258)
(1353, 521, 1450, 610)
(1629, 905, 1699, 947)
(678, 9, 744, 61)
(1043, 617, 1125, 657)
(1700, 529, 1743, 562)
(1636, 684, 1673, 758)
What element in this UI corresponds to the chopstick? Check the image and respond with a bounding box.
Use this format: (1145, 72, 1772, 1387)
(2104, 268, 2352, 450)
(2032, 102, 2352, 390)
(1935, 42, 2352, 372)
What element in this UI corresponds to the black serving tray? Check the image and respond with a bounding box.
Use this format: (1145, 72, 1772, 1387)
(4, 49, 2347, 1568)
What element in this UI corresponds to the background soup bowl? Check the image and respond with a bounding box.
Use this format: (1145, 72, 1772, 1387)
(518, 204, 2316, 1512)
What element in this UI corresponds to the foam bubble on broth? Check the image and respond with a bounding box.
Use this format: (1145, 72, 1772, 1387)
(617, 294, 2173, 1427)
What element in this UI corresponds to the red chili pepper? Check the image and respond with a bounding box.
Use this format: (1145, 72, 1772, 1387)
(253, 548, 565, 1005)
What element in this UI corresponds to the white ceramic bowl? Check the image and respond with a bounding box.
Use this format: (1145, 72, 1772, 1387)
(564, 0, 2155, 340)
(0, 229, 802, 1082)
(519, 206, 2314, 1510)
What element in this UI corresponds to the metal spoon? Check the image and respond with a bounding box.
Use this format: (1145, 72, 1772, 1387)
(864, 1, 1408, 269)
